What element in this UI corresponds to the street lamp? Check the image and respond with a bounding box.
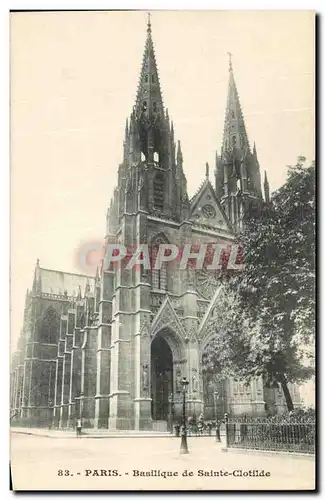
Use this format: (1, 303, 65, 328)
(180, 377, 189, 454)
(80, 392, 84, 420)
(168, 393, 174, 433)
(48, 399, 53, 430)
(214, 390, 221, 443)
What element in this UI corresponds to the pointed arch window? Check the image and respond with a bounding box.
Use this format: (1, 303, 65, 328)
(39, 307, 60, 344)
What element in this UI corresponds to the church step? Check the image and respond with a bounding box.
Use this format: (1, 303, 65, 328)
(152, 420, 168, 432)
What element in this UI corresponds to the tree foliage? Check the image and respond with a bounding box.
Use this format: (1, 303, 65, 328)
(203, 158, 315, 411)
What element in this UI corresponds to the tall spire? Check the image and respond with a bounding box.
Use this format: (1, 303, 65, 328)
(134, 13, 164, 120)
(222, 54, 250, 157)
(227, 51, 233, 72)
(205, 162, 209, 180)
(113, 15, 189, 223)
(177, 140, 183, 165)
(217, 54, 263, 232)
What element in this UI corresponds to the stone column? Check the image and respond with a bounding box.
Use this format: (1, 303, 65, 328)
(134, 321, 153, 430)
(94, 324, 111, 429)
(108, 314, 134, 430)
(94, 266, 114, 429)
(53, 357, 60, 428)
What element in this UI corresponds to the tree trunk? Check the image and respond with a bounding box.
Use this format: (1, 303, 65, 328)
(279, 374, 294, 412)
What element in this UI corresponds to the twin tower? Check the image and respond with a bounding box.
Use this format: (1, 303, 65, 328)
(107, 17, 269, 240)
(11, 17, 281, 432)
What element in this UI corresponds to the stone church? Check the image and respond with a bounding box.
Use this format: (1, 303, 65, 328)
(11, 18, 300, 430)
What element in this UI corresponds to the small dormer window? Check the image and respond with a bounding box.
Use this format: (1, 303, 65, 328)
(145, 75, 149, 83)
(142, 101, 147, 112)
(153, 102, 157, 112)
(231, 110, 235, 119)
(232, 136, 236, 146)
(151, 75, 155, 83)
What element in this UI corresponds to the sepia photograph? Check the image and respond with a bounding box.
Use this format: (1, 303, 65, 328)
(9, 9, 315, 491)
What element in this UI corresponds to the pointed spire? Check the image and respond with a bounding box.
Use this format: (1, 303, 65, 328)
(222, 53, 250, 156)
(134, 14, 164, 119)
(227, 51, 233, 72)
(123, 117, 129, 162)
(177, 140, 183, 165)
(264, 171, 270, 203)
(85, 279, 91, 296)
(77, 285, 82, 301)
(147, 11, 151, 32)
(253, 141, 257, 157)
(33, 258, 41, 294)
(205, 162, 209, 180)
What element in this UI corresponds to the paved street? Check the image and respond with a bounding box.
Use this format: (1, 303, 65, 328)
(10, 432, 315, 491)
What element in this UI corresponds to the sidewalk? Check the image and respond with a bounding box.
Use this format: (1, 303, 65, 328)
(11, 426, 171, 439)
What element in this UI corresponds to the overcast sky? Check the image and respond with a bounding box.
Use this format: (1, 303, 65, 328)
(10, 10, 314, 350)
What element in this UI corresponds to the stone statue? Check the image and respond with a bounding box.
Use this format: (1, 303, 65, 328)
(175, 365, 182, 392)
(142, 363, 149, 391)
(192, 369, 199, 392)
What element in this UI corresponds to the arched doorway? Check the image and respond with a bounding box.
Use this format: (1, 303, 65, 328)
(151, 336, 173, 421)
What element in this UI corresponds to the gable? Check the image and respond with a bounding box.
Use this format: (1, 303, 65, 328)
(150, 295, 186, 341)
(190, 181, 232, 232)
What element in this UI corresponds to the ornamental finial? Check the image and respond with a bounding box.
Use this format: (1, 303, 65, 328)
(227, 51, 233, 71)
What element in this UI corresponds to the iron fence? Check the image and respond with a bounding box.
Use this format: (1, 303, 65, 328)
(172, 419, 222, 439)
(225, 416, 315, 454)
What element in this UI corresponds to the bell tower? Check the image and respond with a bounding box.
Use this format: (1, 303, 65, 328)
(108, 15, 190, 227)
(215, 54, 262, 231)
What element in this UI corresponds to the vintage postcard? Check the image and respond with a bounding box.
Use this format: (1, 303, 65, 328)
(10, 10, 316, 491)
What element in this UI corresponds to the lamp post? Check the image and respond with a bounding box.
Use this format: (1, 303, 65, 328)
(214, 390, 221, 442)
(48, 399, 53, 430)
(180, 377, 189, 454)
(80, 392, 84, 420)
(79, 392, 84, 423)
(168, 393, 174, 433)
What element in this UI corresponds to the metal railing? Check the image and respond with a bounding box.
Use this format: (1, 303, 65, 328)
(224, 415, 315, 454)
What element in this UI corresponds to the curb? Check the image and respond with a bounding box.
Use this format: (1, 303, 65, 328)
(222, 447, 315, 460)
(11, 429, 172, 439)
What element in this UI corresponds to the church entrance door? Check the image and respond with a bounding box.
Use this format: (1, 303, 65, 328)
(151, 336, 173, 421)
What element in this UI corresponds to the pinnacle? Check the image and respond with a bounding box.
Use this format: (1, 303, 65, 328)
(133, 15, 164, 117)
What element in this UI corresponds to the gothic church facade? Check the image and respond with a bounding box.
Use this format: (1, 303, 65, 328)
(11, 19, 300, 430)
